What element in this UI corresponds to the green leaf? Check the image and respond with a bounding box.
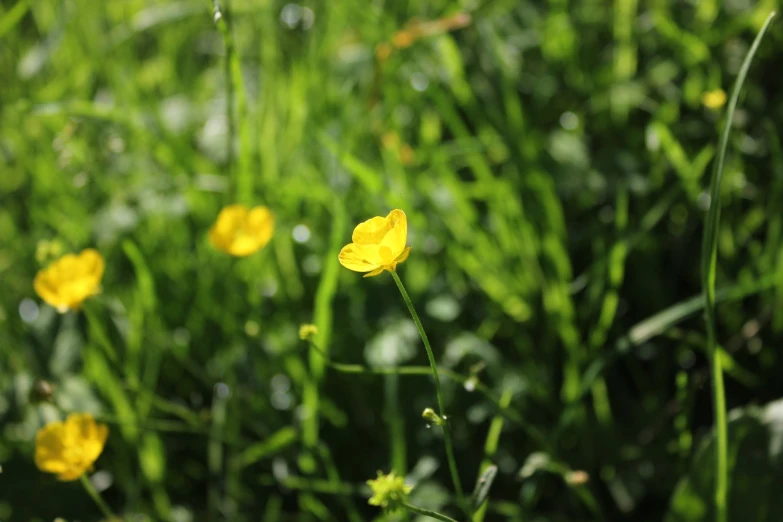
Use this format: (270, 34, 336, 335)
(230, 427, 299, 470)
(470, 464, 497, 511)
(666, 398, 783, 522)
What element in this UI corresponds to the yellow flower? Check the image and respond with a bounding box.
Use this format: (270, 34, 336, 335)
(299, 324, 319, 341)
(367, 470, 412, 512)
(338, 209, 411, 277)
(34, 249, 105, 312)
(35, 413, 109, 481)
(209, 204, 275, 257)
(702, 88, 727, 109)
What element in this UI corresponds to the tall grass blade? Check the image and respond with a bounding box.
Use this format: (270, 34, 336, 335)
(700, 12, 776, 522)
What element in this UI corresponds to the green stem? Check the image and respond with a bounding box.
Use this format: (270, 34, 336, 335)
(391, 271, 468, 517)
(80, 474, 116, 520)
(698, 13, 776, 522)
(404, 503, 461, 522)
(710, 345, 728, 522)
(82, 304, 120, 366)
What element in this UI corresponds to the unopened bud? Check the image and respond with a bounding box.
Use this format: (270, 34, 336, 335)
(299, 324, 318, 341)
(30, 380, 54, 403)
(421, 407, 443, 426)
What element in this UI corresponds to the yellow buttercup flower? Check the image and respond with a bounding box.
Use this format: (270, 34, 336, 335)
(338, 209, 411, 277)
(35, 413, 109, 481)
(367, 470, 412, 512)
(209, 204, 275, 257)
(702, 88, 727, 109)
(298, 323, 319, 341)
(34, 249, 105, 312)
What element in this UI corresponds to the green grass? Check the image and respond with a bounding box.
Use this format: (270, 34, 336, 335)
(1, 1, 782, 521)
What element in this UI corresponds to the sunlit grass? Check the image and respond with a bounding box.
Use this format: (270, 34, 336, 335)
(1, 1, 781, 521)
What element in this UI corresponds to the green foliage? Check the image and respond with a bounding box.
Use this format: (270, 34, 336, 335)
(667, 398, 783, 522)
(1, 0, 782, 521)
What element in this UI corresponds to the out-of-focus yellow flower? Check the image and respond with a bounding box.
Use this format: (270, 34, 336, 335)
(209, 204, 275, 257)
(702, 89, 727, 109)
(338, 209, 411, 277)
(34, 249, 104, 312)
(35, 413, 108, 481)
(367, 470, 412, 512)
(299, 324, 318, 341)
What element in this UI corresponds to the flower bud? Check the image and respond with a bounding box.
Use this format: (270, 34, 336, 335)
(299, 324, 318, 341)
(421, 407, 443, 426)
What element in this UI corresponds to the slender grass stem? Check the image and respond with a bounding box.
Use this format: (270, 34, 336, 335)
(80, 474, 116, 520)
(211, 0, 234, 190)
(212, 0, 252, 203)
(403, 503, 461, 522)
(391, 270, 469, 518)
(699, 12, 776, 522)
(709, 346, 728, 522)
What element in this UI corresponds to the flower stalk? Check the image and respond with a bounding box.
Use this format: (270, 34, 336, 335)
(404, 503, 461, 522)
(80, 474, 116, 520)
(391, 270, 469, 518)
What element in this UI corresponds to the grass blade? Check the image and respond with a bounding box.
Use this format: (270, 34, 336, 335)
(700, 12, 776, 522)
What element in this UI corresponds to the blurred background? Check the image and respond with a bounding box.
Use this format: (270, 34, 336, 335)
(2, 0, 783, 521)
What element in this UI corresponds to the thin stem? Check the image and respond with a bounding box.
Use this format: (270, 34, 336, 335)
(391, 270, 468, 517)
(404, 503, 461, 522)
(211, 0, 235, 200)
(82, 304, 119, 366)
(698, 13, 776, 522)
(710, 345, 728, 522)
(80, 474, 116, 520)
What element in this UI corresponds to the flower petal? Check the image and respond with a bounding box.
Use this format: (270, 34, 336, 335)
(33, 249, 104, 311)
(379, 210, 408, 259)
(34, 270, 63, 309)
(209, 204, 275, 256)
(338, 243, 381, 272)
(35, 421, 68, 475)
(394, 246, 411, 265)
(67, 413, 108, 464)
(209, 204, 248, 252)
(352, 216, 392, 245)
(363, 267, 385, 278)
(78, 249, 105, 281)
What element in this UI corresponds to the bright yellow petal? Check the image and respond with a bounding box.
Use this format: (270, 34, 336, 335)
(35, 421, 68, 475)
(208, 224, 229, 252)
(67, 413, 108, 465)
(209, 204, 274, 256)
(78, 249, 105, 282)
(352, 216, 392, 245)
(338, 243, 381, 272)
(363, 267, 385, 278)
(33, 249, 104, 311)
(379, 210, 407, 260)
(34, 269, 63, 309)
(76, 413, 109, 467)
(394, 246, 411, 265)
(247, 206, 275, 246)
(216, 204, 250, 227)
(56, 467, 86, 481)
(385, 209, 407, 232)
(209, 205, 249, 252)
